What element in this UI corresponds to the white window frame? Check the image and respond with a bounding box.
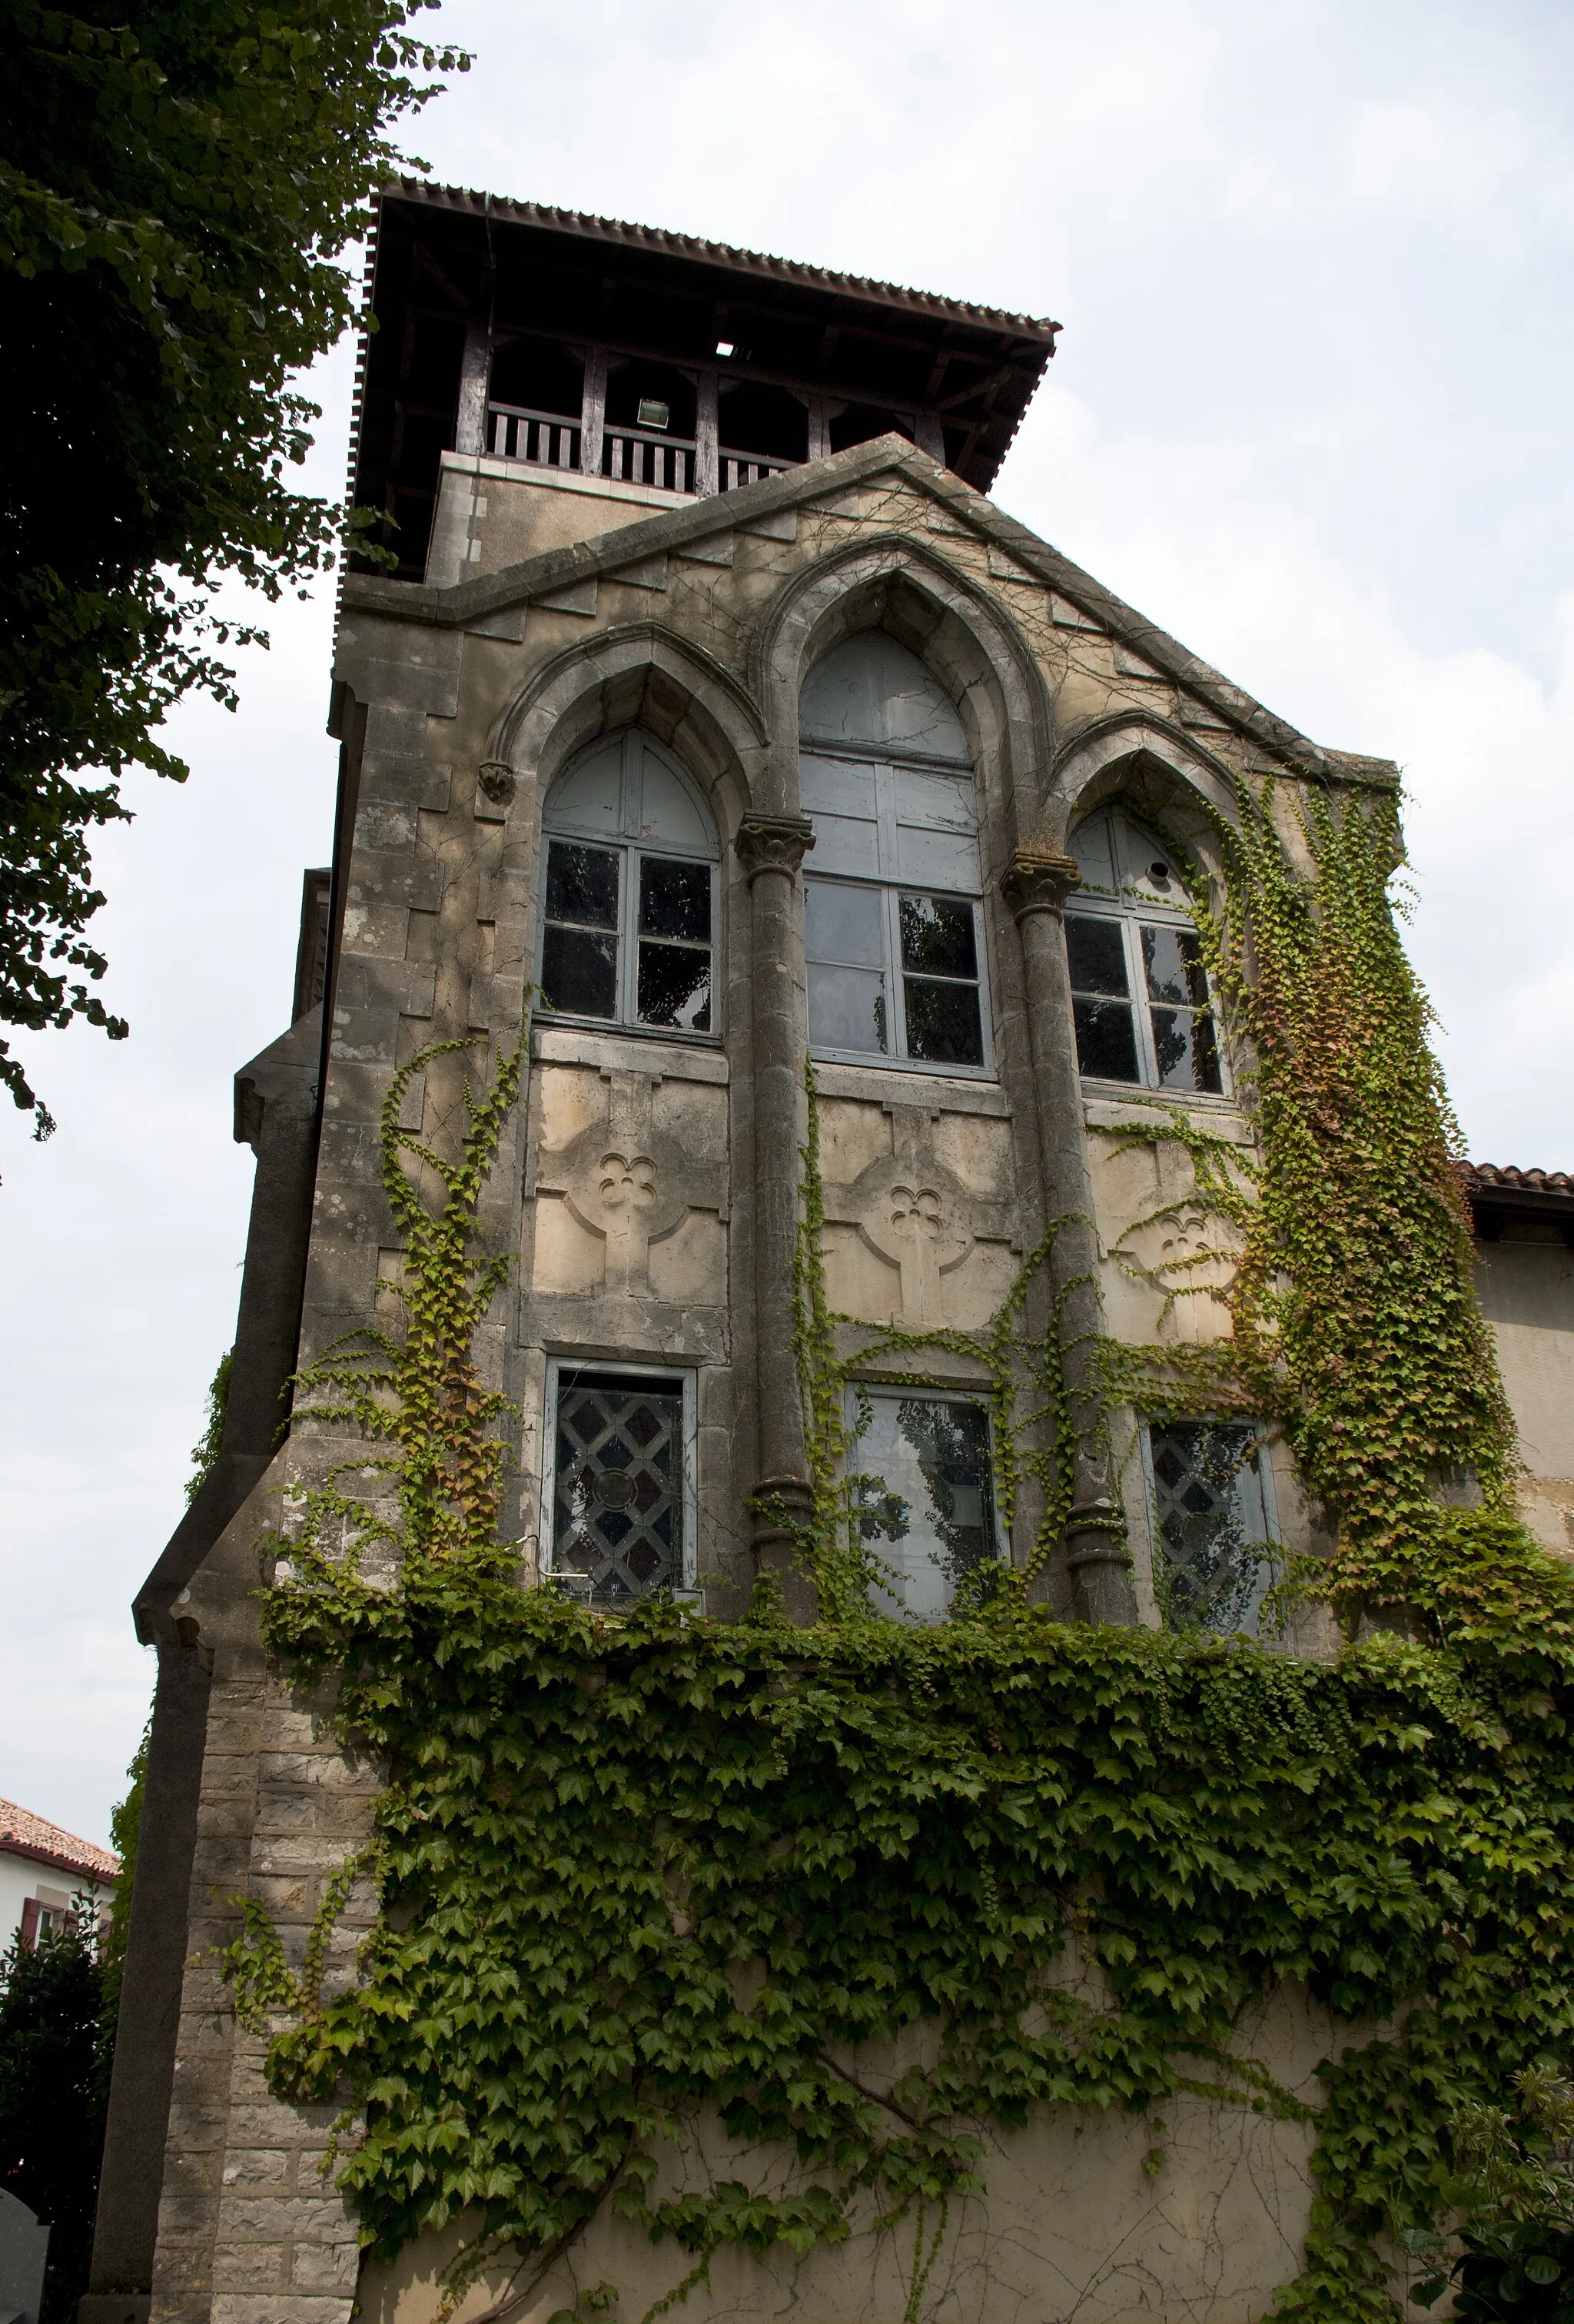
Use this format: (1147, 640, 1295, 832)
(540, 1357, 699, 1593)
(802, 751, 995, 1079)
(1066, 810, 1229, 1099)
(537, 730, 722, 1042)
(845, 1379, 1010, 1619)
(1138, 1416, 1279, 1637)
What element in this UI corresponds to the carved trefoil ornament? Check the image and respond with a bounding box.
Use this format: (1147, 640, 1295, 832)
(528, 1067, 729, 1318)
(819, 1102, 1018, 1329)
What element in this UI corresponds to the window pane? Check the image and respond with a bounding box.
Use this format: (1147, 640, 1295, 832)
(638, 942, 712, 1031)
(1073, 996, 1141, 1082)
(1148, 1421, 1270, 1634)
(1150, 1006, 1224, 1093)
(1065, 914, 1130, 996)
(802, 757, 878, 876)
(555, 1373, 684, 1604)
(1141, 923, 1209, 1007)
(639, 856, 711, 942)
(542, 925, 617, 1018)
(634, 746, 711, 852)
(546, 839, 619, 928)
(805, 879, 884, 966)
(855, 1394, 996, 1623)
(905, 977, 984, 1066)
(809, 964, 888, 1054)
(899, 893, 978, 979)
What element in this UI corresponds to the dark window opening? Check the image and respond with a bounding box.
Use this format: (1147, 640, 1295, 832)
(490, 334, 584, 418)
(717, 380, 809, 462)
(829, 403, 917, 454)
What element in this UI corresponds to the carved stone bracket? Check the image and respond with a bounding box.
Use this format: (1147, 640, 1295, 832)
(735, 813, 816, 883)
(999, 846, 1081, 922)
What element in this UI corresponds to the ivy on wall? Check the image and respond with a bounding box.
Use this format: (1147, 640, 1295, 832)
(226, 776, 1574, 2324)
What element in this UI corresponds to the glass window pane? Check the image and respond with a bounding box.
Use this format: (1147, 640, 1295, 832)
(546, 839, 619, 929)
(805, 879, 885, 967)
(894, 771, 981, 886)
(639, 856, 710, 942)
(638, 942, 712, 1031)
(545, 746, 623, 840)
(542, 925, 617, 1018)
(1114, 813, 1184, 904)
(1065, 914, 1131, 996)
(1141, 923, 1209, 1007)
(855, 1394, 996, 1623)
(802, 757, 879, 876)
(897, 825, 981, 890)
(1071, 813, 1117, 894)
(809, 964, 888, 1054)
(1073, 996, 1141, 1082)
(905, 977, 984, 1066)
(899, 894, 978, 979)
(1148, 1421, 1270, 1634)
(555, 1372, 685, 1604)
(1150, 1007, 1224, 1093)
(634, 746, 710, 853)
(892, 767, 978, 834)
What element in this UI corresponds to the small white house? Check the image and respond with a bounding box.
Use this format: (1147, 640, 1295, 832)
(0, 1797, 118, 1953)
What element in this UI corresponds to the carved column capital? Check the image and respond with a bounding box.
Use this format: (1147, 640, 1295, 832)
(999, 846, 1081, 921)
(736, 813, 815, 884)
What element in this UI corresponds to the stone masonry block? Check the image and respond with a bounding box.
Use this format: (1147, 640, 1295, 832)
(211, 2293, 357, 2324)
(287, 2246, 360, 2296)
(360, 754, 451, 813)
(209, 2243, 288, 2292)
(221, 2151, 291, 2192)
(216, 2200, 351, 2243)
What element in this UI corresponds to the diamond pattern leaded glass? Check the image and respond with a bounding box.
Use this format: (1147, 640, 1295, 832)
(1147, 1420, 1272, 1635)
(553, 1372, 683, 1604)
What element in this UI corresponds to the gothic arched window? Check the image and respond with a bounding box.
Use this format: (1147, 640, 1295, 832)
(538, 730, 719, 1034)
(799, 634, 988, 1071)
(1065, 806, 1222, 1092)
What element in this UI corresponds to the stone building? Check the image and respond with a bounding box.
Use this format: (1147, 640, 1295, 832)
(85, 185, 1574, 2324)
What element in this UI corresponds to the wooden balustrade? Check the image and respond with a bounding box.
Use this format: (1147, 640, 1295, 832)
(719, 451, 797, 491)
(603, 426, 696, 494)
(488, 402, 581, 469)
(483, 404, 800, 500)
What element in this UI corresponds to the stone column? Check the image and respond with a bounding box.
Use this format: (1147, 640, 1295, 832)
(999, 847, 1137, 1625)
(736, 813, 817, 1609)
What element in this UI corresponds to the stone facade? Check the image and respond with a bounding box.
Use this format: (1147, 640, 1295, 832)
(88, 409, 1574, 2324)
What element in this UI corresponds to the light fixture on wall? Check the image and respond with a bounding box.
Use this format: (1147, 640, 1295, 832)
(716, 339, 735, 357)
(636, 397, 670, 430)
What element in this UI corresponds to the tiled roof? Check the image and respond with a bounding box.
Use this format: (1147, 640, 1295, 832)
(384, 180, 1062, 344)
(0, 1797, 119, 1884)
(1463, 1165, 1574, 1199)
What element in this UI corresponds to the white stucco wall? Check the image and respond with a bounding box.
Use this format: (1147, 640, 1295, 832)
(0, 1846, 115, 1950)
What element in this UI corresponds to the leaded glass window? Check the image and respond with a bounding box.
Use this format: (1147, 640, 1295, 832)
(1146, 1419, 1273, 1634)
(1066, 807, 1223, 1093)
(799, 637, 990, 1072)
(539, 731, 719, 1035)
(551, 1368, 686, 1604)
(848, 1388, 1001, 1622)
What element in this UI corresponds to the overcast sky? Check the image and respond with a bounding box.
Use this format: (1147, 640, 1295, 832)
(3, 0, 1571, 1848)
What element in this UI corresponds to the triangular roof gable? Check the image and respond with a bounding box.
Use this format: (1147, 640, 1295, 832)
(341, 439, 1396, 788)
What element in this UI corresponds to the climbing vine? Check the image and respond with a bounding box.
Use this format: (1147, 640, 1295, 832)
(224, 776, 1574, 2324)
